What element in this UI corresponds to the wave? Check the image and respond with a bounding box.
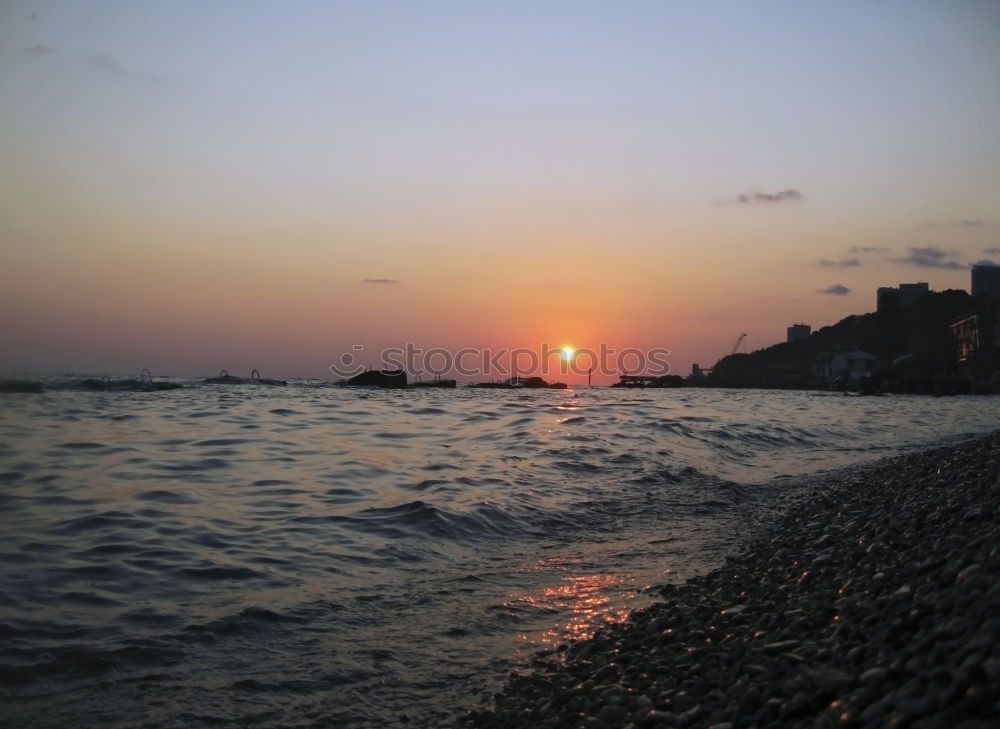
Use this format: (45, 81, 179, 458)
(2, 384, 997, 728)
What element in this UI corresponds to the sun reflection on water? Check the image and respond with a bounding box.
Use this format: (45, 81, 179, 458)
(510, 571, 638, 647)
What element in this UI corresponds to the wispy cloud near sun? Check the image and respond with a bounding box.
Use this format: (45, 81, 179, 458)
(887, 247, 966, 269)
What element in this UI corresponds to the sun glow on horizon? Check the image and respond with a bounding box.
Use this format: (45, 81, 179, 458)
(561, 346, 574, 362)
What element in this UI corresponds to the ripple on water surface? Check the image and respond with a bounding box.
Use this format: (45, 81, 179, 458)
(0, 386, 997, 728)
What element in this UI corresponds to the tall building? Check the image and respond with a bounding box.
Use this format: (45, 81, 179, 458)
(971, 263, 1000, 300)
(877, 282, 930, 311)
(898, 282, 930, 305)
(787, 323, 811, 342)
(950, 265, 1000, 379)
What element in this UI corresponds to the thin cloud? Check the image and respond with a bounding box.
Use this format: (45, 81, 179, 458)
(23, 44, 57, 55)
(888, 246, 966, 269)
(984, 247, 1000, 254)
(89, 53, 127, 75)
(817, 284, 851, 295)
(741, 189, 802, 204)
(923, 219, 984, 229)
(25, 46, 149, 82)
(849, 246, 890, 253)
(818, 257, 861, 268)
(361, 278, 400, 284)
(973, 259, 998, 267)
(718, 189, 803, 205)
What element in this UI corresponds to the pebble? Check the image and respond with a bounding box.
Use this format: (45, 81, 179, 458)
(456, 432, 1000, 729)
(678, 704, 701, 725)
(646, 709, 679, 725)
(859, 667, 888, 684)
(814, 533, 836, 548)
(810, 667, 854, 691)
(763, 640, 800, 654)
(736, 687, 760, 715)
(720, 604, 747, 616)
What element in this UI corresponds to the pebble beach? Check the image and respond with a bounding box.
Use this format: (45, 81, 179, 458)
(460, 430, 1000, 729)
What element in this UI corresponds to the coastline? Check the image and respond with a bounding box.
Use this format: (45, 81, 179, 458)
(458, 431, 1000, 728)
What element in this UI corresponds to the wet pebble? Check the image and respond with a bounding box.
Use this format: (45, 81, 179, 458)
(458, 432, 1000, 729)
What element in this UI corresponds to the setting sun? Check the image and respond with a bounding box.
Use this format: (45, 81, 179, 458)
(561, 346, 575, 361)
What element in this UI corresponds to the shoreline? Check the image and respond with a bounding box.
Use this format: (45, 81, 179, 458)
(4, 372, 1000, 396)
(458, 431, 1000, 728)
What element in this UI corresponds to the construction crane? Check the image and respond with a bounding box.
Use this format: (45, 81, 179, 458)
(690, 332, 749, 379)
(730, 332, 748, 355)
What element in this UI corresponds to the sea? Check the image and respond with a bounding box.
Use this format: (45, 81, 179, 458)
(0, 378, 996, 728)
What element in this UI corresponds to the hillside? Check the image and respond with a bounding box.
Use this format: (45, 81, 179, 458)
(703, 290, 976, 389)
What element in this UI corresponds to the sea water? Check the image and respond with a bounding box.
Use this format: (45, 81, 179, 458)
(0, 382, 996, 727)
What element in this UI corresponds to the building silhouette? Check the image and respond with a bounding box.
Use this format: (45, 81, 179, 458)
(949, 264, 999, 381)
(971, 263, 1000, 301)
(877, 282, 930, 312)
(786, 323, 811, 342)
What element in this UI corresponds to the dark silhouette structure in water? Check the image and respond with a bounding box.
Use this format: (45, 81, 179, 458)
(250, 369, 287, 386)
(411, 375, 457, 388)
(472, 376, 567, 389)
(341, 369, 408, 388)
(75, 370, 183, 392)
(203, 369, 285, 386)
(612, 374, 684, 388)
(203, 369, 246, 384)
(137, 369, 184, 391)
(0, 379, 43, 393)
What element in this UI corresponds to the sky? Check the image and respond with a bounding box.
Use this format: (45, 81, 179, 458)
(1, 0, 999, 382)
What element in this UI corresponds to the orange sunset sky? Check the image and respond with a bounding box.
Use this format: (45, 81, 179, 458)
(2, 1, 998, 383)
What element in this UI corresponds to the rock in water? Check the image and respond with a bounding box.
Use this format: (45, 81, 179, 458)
(344, 369, 408, 389)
